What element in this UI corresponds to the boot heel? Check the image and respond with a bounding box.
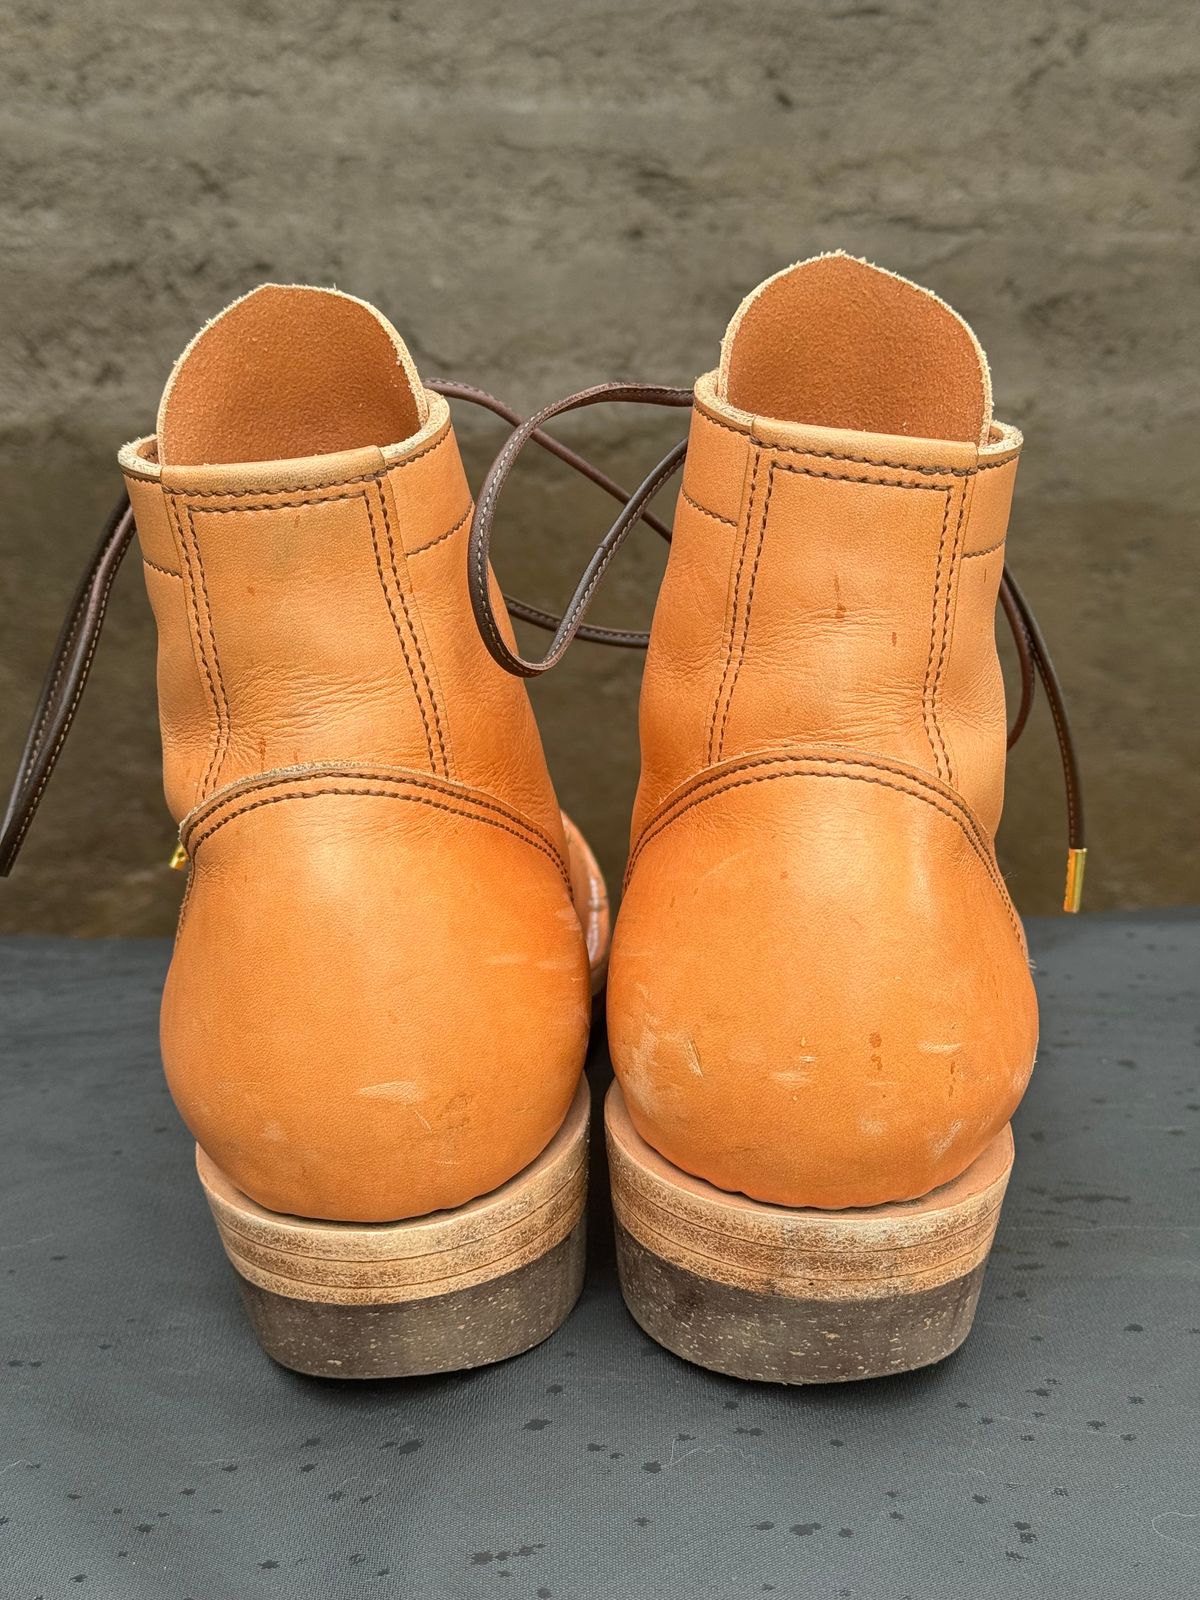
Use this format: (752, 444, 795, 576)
(606, 1083, 1011, 1384)
(197, 1078, 589, 1378)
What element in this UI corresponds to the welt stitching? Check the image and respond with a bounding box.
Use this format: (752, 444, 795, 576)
(188, 785, 570, 887)
(169, 497, 225, 799)
(377, 482, 450, 776)
(931, 480, 971, 789)
(920, 487, 956, 781)
(627, 765, 1020, 943)
(142, 555, 182, 578)
(707, 446, 761, 764)
(716, 457, 773, 761)
(184, 505, 232, 795)
(406, 502, 473, 557)
(184, 767, 567, 877)
(361, 488, 440, 775)
(679, 488, 736, 526)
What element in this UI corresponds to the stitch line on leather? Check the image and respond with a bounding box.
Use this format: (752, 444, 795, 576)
(183, 505, 233, 795)
(679, 489, 736, 527)
(377, 481, 451, 777)
(707, 446, 762, 765)
(920, 487, 956, 781)
(165, 470, 385, 500)
(695, 401, 1018, 473)
(5, 546, 127, 857)
(361, 488, 440, 775)
(184, 766, 568, 878)
(183, 487, 377, 517)
(772, 462, 948, 493)
(754, 443, 1016, 476)
(169, 496, 225, 800)
(635, 749, 998, 873)
(142, 556, 182, 579)
(932, 477, 973, 789)
(189, 785, 571, 887)
(386, 422, 453, 471)
(716, 456, 773, 762)
(961, 533, 1007, 560)
(691, 407, 752, 440)
(627, 764, 1020, 944)
(407, 502, 473, 557)
(767, 443, 978, 477)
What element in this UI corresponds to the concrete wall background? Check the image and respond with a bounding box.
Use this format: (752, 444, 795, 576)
(1, 0, 1196, 934)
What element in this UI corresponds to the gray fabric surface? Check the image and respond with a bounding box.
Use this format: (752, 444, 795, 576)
(1, 913, 1198, 1599)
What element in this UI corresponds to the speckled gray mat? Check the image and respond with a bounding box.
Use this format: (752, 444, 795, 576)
(2, 913, 1198, 1599)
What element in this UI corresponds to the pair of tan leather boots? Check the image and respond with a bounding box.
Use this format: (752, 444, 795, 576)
(3, 253, 1084, 1384)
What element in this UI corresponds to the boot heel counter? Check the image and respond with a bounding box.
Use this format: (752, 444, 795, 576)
(610, 755, 1037, 1210)
(164, 770, 590, 1222)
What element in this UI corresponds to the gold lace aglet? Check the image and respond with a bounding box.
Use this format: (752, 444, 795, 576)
(1063, 846, 1086, 913)
(169, 842, 188, 871)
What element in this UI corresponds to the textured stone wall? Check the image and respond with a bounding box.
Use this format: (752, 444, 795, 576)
(1, 0, 1196, 933)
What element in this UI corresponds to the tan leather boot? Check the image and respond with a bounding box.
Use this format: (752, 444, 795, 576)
(2, 286, 611, 1376)
(601, 254, 1076, 1381)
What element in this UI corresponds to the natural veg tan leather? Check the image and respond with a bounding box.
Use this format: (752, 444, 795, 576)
(119, 285, 592, 1223)
(607, 253, 1040, 1211)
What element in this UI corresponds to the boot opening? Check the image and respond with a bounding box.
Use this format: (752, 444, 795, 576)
(156, 284, 427, 466)
(718, 251, 992, 445)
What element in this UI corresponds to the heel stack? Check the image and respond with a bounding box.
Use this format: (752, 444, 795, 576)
(197, 1077, 589, 1378)
(606, 1083, 1012, 1384)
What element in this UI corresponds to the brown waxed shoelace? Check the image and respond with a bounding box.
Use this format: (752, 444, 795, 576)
(0, 379, 1085, 909)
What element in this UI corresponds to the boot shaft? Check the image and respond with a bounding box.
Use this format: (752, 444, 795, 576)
(635, 254, 1020, 844)
(120, 284, 562, 846)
